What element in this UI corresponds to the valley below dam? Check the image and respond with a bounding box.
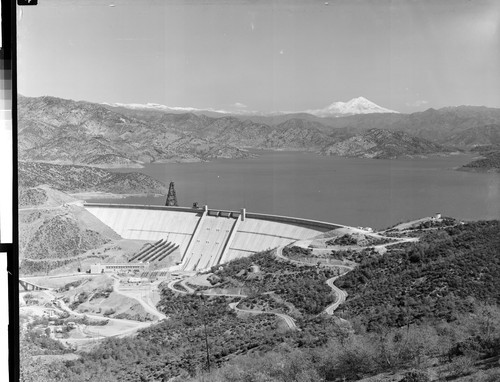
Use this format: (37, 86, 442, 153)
(90, 151, 500, 229)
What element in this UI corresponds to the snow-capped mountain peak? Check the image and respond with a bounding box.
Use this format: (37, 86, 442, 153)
(102, 97, 398, 117)
(102, 102, 231, 114)
(101, 102, 285, 117)
(305, 97, 399, 117)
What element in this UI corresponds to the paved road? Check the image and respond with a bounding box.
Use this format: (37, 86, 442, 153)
(385, 218, 463, 232)
(29, 275, 171, 349)
(20, 273, 102, 280)
(203, 291, 247, 298)
(112, 277, 167, 321)
(229, 301, 299, 331)
(168, 279, 299, 330)
(41, 289, 154, 348)
(276, 234, 419, 315)
(275, 246, 353, 315)
(275, 246, 354, 271)
(19, 200, 83, 211)
(166, 279, 190, 294)
(371, 237, 419, 254)
(324, 276, 349, 315)
(167, 234, 416, 328)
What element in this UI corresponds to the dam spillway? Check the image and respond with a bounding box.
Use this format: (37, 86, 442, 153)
(84, 203, 342, 272)
(182, 214, 238, 271)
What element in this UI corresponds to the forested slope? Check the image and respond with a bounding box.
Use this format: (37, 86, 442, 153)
(336, 220, 500, 330)
(20, 221, 500, 382)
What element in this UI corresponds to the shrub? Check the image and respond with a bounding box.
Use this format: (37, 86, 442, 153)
(400, 370, 430, 382)
(103, 308, 116, 316)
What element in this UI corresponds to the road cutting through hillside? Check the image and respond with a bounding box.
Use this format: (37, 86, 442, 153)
(167, 279, 299, 330)
(166, 279, 191, 294)
(228, 301, 299, 330)
(41, 288, 154, 349)
(370, 237, 419, 254)
(24, 274, 169, 350)
(274, 246, 352, 315)
(275, 245, 354, 271)
(111, 276, 167, 321)
(275, 235, 418, 315)
(19, 200, 83, 211)
(324, 276, 349, 315)
(168, 236, 413, 327)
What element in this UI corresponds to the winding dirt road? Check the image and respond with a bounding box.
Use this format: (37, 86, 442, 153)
(167, 279, 299, 330)
(275, 246, 352, 315)
(166, 233, 417, 329)
(42, 289, 153, 349)
(166, 279, 191, 294)
(275, 233, 419, 315)
(228, 301, 299, 330)
(275, 246, 354, 271)
(112, 276, 167, 321)
(19, 200, 83, 211)
(26, 273, 169, 350)
(324, 276, 349, 315)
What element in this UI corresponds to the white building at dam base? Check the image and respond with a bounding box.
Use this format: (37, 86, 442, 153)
(84, 203, 343, 273)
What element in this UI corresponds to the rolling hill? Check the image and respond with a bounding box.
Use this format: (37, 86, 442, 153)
(336, 220, 500, 330)
(18, 95, 251, 166)
(20, 95, 500, 167)
(447, 124, 500, 147)
(460, 149, 500, 172)
(19, 161, 168, 194)
(321, 128, 453, 159)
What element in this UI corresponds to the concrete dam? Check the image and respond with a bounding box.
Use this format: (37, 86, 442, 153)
(84, 203, 342, 272)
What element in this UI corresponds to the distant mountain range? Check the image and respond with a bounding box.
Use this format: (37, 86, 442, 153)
(18, 95, 251, 166)
(18, 94, 500, 168)
(446, 124, 500, 147)
(105, 96, 399, 117)
(303, 96, 398, 116)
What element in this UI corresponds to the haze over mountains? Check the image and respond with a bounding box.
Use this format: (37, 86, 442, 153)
(105, 96, 399, 118)
(19, 95, 500, 168)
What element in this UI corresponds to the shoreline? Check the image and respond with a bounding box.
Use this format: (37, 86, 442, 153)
(21, 150, 472, 170)
(456, 166, 500, 174)
(70, 192, 166, 200)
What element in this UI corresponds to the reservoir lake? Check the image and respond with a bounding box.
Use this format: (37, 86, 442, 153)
(92, 151, 500, 230)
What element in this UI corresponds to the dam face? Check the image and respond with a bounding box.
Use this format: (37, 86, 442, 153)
(84, 203, 341, 272)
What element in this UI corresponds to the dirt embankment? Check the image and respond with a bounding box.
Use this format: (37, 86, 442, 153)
(30, 274, 156, 323)
(19, 192, 154, 276)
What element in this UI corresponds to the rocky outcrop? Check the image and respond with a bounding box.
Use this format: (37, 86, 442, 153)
(19, 203, 122, 274)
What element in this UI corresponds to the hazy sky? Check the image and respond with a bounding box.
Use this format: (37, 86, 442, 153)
(18, 0, 500, 113)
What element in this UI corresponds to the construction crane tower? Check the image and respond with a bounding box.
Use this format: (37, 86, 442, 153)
(165, 181, 178, 206)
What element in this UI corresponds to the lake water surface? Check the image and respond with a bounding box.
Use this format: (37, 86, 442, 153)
(92, 151, 500, 230)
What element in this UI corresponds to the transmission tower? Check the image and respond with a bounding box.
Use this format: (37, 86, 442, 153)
(165, 181, 178, 206)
